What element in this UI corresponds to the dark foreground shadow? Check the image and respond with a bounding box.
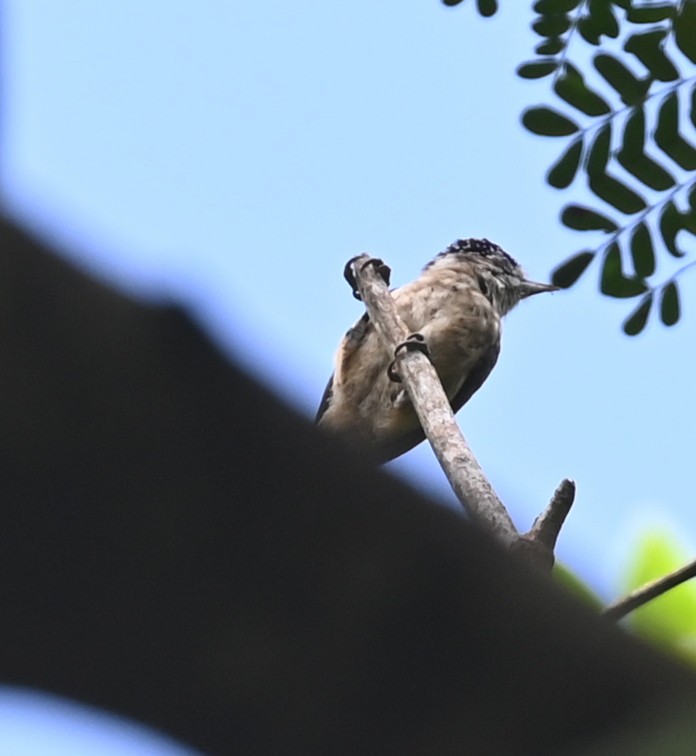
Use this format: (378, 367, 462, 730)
(0, 215, 694, 755)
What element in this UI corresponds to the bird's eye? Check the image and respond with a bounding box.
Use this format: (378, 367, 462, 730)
(477, 275, 489, 297)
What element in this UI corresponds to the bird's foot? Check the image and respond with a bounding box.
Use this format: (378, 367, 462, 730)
(343, 256, 391, 301)
(387, 333, 430, 382)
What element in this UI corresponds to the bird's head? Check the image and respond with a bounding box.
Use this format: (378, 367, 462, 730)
(425, 238, 558, 316)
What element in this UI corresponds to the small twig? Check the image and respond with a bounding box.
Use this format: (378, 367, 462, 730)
(517, 478, 575, 569)
(528, 478, 576, 551)
(350, 255, 519, 546)
(513, 479, 576, 569)
(603, 557, 696, 622)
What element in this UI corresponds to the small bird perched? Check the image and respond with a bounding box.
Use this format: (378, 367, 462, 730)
(316, 238, 557, 462)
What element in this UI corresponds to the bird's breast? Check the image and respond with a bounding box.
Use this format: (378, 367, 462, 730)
(393, 275, 492, 332)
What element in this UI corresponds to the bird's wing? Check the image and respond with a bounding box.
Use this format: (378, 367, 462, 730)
(372, 423, 425, 464)
(449, 335, 501, 415)
(315, 312, 371, 424)
(374, 335, 501, 463)
(316, 315, 500, 463)
(315, 374, 334, 424)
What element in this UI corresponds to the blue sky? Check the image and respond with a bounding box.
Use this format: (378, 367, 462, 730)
(3, 1, 696, 753)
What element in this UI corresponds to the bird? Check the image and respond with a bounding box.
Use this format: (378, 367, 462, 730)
(315, 238, 557, 463)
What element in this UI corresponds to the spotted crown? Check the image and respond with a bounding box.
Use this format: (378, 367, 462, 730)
(427, 238, 520, 274)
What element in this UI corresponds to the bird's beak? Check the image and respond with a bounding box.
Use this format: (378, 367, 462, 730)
(519, 280, 559, 299)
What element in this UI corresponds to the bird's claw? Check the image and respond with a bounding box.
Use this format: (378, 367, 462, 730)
(387, 333, 430, 382)
(343, 256, 391, 301)
(343, 256, 364, 300)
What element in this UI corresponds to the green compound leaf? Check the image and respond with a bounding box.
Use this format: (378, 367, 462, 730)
(533, 14, 572, 37)
(561, 204, 618, 231)
(517, 60, 559, 79)
(630, 222, 656, 278)
(551, 250, 595, 288)
(536, 37, 566, 55)
(585, 0, 620, 39)
(586, 123, 611, 178)
(660, 200, 686, 257)
(681, 203, 696, 236)
(626, 3, 676, 24)
(600, 242, 648, 298)
(674, 0, 696, 64)
(624, 29, 679, 82)
(547, 137, 583, 188)
(578, 16, 602, 46)
(554, 63, 611, 116)
(533, 0, 581, 11)
(655, 92, 696, 171)
(589, 174, 647, 214)
(623, 293, 653, 335)
(660, 281, 680, 326)
(522, 107, 580, 136)
(594, 53, 649, 105)
(618, 108, 676, 191)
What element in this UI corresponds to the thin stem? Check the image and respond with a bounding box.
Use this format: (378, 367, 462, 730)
(550, 0, 589, 88)
(664, 257, 696, 284)
(603, 557, 696, 622)
(595, 175, 696, 256)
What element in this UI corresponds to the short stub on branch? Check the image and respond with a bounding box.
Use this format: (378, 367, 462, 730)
(513, 479, 576, 570)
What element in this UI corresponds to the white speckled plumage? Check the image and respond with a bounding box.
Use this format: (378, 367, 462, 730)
(317, 239, 556, 462)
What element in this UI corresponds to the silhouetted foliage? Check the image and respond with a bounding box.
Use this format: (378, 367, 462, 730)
(445, 0, 696, 334)
(443, 0, 499, 16)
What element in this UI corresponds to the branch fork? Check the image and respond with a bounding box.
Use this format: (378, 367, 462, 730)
(347, 254, 574, 569)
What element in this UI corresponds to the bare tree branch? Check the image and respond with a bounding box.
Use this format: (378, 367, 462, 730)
(346, 254, 576, 569)
(513, 479, 576, 569)
(603, 558, 696, 622)
(350, 255, 519, 545)
(529, 478, 576, 550)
